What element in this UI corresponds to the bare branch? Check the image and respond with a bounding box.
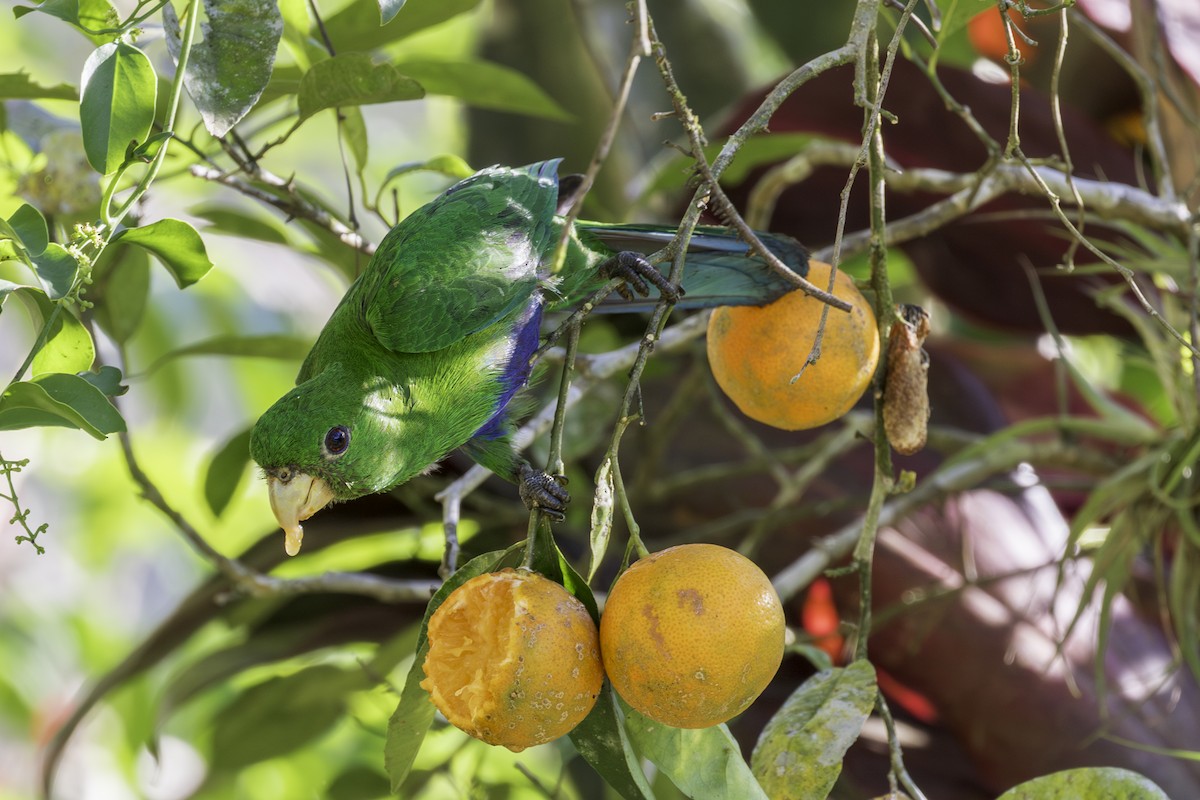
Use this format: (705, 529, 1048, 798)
(191, 165, 373, 254)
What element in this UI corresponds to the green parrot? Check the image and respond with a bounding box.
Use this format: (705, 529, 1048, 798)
(249, 160, 808, 555)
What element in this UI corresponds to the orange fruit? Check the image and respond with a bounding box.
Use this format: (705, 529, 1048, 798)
(706, 260, 879, 430)
(420, 568, 604, 751)
(599, 543, 785, 729)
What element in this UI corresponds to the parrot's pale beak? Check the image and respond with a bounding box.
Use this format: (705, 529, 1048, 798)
(265, 471, 336, 556)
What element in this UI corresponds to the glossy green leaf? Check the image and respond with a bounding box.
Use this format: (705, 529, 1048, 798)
(8, 203, 48, 257)
(11, 285, 94, 376)
(0, 242, 26, 266)
(204, 427, 253, 517)
(323, 0, 479, 53)
(0, 216, 22, 254)
(79, 42, 157, 174)
(297, 54, 424, 120)
(92, 246, 150, 344)
(113, 218, 213, 288)
(377, 0, 406, 24)
(143, 334, 313, 375)
(32, 243, 78, 300)
(395, 60, 570, 121)
(623, 703, 769, 800)
(384, 549, 505, 792)
(569, 685, 655, 800)
(210, 664, 359, 771)
(30, 311, 93, 375)
(997, 767, 1170, 800)
(78, 365, 127, 397)
(0, 372, 124, 439)
(0, 280, 28, 310)
(162, 0, 282, 137)
(129, 130, 173, 163)
(750, 660, 878, 800)
(0, 72, 78, 101)
(13, 0, 119, 34)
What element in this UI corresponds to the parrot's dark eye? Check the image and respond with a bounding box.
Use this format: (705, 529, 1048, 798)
(323, 425, 351, 457)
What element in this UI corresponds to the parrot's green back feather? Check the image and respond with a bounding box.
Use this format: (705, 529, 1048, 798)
(356, 161, 561, 354)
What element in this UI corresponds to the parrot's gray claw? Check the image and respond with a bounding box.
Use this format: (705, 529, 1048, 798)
(518, 462, 570, 521)
(601, 251, 684, 304)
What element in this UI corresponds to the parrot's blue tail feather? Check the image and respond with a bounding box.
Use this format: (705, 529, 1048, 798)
(525, 159, 562, 188)
(576, 223, 809, 311)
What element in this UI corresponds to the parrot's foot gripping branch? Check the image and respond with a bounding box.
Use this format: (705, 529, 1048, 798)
(600, 251, 684, 304)
(517, 462, 571, 521)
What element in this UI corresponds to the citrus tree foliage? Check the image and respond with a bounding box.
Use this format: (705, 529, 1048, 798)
(1, 0, 1197, 798)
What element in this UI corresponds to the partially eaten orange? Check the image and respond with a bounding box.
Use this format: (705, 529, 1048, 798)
(420, 568, 604, 751)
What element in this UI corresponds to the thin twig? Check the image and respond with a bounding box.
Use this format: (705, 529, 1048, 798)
(771, 433, 1131, 603)
(118, 430, 439, 601)
(191, 165, 372, 253)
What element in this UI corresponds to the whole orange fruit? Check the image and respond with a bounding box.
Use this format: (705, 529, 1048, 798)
(706, 260, 879, 431)
(599, 543, 785, 729)
(420, 568, 604, 751)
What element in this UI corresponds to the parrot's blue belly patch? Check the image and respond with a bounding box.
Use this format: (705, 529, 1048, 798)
(473, 296, 544, 440)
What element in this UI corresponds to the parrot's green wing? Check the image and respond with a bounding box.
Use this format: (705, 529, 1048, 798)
(357, 161, 562, 354)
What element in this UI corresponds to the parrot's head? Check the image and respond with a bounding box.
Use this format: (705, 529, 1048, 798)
(250, 363, 409, 556)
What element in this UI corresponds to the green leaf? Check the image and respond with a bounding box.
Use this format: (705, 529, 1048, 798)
(373, 155, 474, 211)
(79, 42, 157, 174)
(996, 767, 1170, 800)
(113, 218, 213, 288)
(11, 285, 94, 375)
(191, 205, 291, 245)
(143, 334, 313, 375)
(129, 130, 173, 163)
(32, 243, 78, 300)
(13, 0, 119, 35)
(92, 246, 150, 344)
(78, 365, 127, 397)
(395, 60, 570, 121)
(323, 0, 480, 53)
(210, 664, 358, 771)
(297, 54, 424, 120)
(162, 0, 283, 137)
(204, 427, 253, 517)
(0, 280, 29, 311)
(342, 106, 368, 177)
(569, 685, 655, 800)
(329, 764, 391, 800)
(385, 549, 505, 792)
(556, 542, 599, 621)
(750, 660, 878, 800)
(8, 203, 48, 257)
(0, 372, 124, 439)
(623, 703, 769, 800)
(378, 155, 474, 186)
(0, 71, 78, 101)
(377, 0, 405, 24)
